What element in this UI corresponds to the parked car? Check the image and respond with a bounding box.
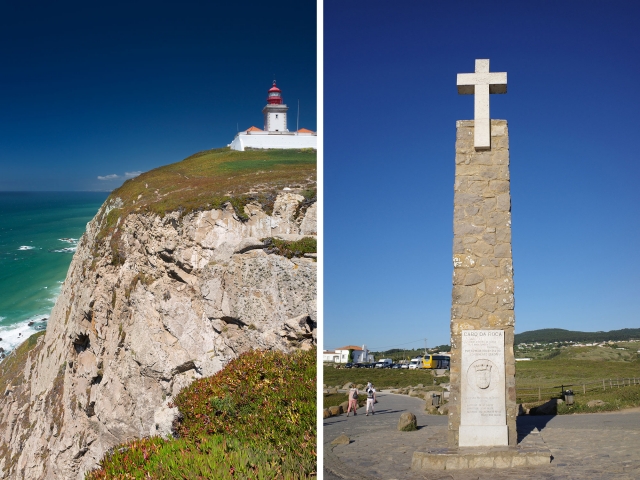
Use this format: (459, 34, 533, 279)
(344, 363, 353, 368)
(376, 358, 393, 368)
(392, 363, 402, 369)
(401, 363, 409, 369)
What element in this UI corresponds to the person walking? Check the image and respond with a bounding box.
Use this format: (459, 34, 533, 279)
(346, 385, 359, 416)
(365, 385, 376, 416)
(366, 381, 377, 403)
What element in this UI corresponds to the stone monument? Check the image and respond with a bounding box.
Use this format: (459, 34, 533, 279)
(449, 58, 516, 447)
(412, 59, 550, 470)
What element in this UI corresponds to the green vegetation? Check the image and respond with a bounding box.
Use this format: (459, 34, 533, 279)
(369, 345, 451, 362)
(516, 351, 640, 389)
(0, 331, 48, 472)
(0, 331, 45, 393)
(556, 385, 640, 414)
(323, 393, 366, 409)
(264, 237, 316, 259)
(86, 435, 306, 480)
(514, 351, 640, 412)
(517, 342, 640, 361)
(103, 147, 315, 221)
(93, 147, 316, 264)
(87, 348, 316, 479)
(323, 366, 439, 389)
(515, 328, 640, 345)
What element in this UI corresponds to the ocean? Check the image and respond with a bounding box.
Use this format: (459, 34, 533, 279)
(0, 192, 108, 354)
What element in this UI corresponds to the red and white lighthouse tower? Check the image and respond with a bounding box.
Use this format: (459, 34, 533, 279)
(263, 81, 289, 132)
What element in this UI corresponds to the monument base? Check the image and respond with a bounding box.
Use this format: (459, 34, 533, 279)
(412, 427, 551, 471)
(459, 425, 508, 447)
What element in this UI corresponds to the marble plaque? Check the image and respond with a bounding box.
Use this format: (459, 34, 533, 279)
(459, 329, 508, 446)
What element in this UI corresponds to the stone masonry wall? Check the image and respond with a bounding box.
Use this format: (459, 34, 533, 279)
(448, 120, 517, 447)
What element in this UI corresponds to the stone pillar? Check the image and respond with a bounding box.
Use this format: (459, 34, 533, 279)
(448, 119, 517, 447)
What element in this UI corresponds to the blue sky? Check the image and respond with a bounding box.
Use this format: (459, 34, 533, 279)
(0, 1, 316, 191)
(323, 1, 640, 351)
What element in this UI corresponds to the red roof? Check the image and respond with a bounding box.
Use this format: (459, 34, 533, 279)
(246, 126, 263, 132)
(297, 128, 314, 133)
(336, 345, 363, 351)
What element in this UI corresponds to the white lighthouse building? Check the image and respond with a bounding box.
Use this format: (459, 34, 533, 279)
(229, 81, 316, 151)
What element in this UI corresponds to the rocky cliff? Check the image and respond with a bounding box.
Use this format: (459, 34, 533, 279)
(0, 149, 317, 479)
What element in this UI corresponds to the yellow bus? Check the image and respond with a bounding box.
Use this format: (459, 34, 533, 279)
(420, 355, 450, 369)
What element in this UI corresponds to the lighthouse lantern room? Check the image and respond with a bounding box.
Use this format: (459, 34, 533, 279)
(263, 81, 289, 132)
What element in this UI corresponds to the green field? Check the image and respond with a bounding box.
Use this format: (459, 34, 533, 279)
(323, 366, 446, 389)
(325, 346, 640, 414)
(109, 147, 316, 216)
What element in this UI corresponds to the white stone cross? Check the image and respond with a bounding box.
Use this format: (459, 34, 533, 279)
(457, 59, 507, 150)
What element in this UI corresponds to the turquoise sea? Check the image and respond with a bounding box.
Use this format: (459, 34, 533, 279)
(0, 192, 108, 353)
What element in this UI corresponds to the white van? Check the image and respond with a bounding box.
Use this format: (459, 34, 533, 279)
(408, 357, 422, 370)
(375, 358, 393, 368)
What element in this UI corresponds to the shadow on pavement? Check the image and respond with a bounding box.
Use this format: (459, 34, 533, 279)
(517, 414, 555, 438)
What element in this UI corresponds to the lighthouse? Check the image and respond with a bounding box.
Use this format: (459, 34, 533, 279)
(263, 81, 289, 132)
(229, 80, 316, 152)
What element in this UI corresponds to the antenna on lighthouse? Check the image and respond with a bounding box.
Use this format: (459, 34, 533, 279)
(297, 99, 300, 135)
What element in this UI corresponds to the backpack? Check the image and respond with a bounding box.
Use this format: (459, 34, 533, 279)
(367, 388, 374, 399)
(351, 389, 358, 399)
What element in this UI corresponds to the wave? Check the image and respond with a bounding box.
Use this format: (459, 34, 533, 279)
(0, 316, 48, 355)
(58, 238, 78, 244)
(49, 247, 77, 253)
(18, 246, 35, 251)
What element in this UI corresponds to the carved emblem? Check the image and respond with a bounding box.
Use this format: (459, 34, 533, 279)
(467, 359, 498, 392)
(473, 361, 492, 389)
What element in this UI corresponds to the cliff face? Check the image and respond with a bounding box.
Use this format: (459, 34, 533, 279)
(0, 192, 317, 479)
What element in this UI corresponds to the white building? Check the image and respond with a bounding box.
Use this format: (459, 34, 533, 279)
(323, 345, 374, 364)
(229, 81, 317, 151)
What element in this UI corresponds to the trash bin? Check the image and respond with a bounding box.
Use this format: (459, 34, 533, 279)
(432, 393, 441, 406)
(564, 390, 574, 405)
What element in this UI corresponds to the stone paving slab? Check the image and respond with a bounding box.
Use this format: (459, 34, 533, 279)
(324, 392, 640, 479)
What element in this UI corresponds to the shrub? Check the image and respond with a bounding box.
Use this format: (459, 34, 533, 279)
(86, 435, 309, 479)
(174, 349, 316, 474)
(86, 348, 316, 479)
(264, 237, 316, 259)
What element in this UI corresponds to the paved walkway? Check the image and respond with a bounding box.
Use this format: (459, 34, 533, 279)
(324, 391, 640, 479)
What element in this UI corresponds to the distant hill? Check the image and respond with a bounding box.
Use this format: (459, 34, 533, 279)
(515, 328, 640, 345)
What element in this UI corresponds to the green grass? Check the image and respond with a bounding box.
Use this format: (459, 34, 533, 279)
(0, 331, 45, 393)
(556, 384, 640, 414)
(88, 348, 316, 479)
(106, 148, 315, 220)
(515, 328, 640, 345)
(85, 435, 305, 480)
(264, 237, 317, 259)
(323, 393, 366, 409)
(515, 356, 640, 389)
(323, 366, 439, 389)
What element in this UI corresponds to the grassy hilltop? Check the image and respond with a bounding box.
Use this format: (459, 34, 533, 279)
(515, 328, 640, 345)
(103, 147, 316, 221)
(94, 147, 317, 265)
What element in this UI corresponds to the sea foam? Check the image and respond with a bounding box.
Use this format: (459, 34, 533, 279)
(18, 246, 35, 251)
(0, 316, 48, 354)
